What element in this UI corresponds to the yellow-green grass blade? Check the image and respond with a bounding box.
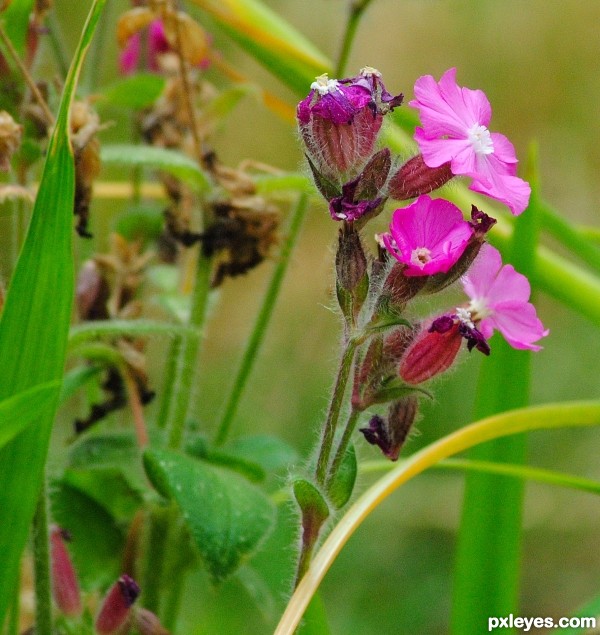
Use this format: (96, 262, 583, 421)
(0, 0, 106, 624)
(274, 400, 600, 634)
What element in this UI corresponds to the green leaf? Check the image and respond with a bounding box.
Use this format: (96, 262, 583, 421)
(99, 73, 166, 110)
(50, 479, 123, 590)
(0, 0, 107, 622)
(100, 144, 210, 192)
(293, 479, 329, 527)
(188, 0, 331, 94)
(327, 444, 357, 509)
(198, 84, 255, 133)
(0, 382, 60, 450)
(68, 431, 139, 470)
(143, 448, 276, 581)
(223, 434, 300, 475)
(61, 467, 143, 522)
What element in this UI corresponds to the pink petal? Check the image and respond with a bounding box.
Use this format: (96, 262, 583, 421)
(484, 303, 549, 351)
(415, 128, 473, 169)
(119, 33, 141, 76)
(462, 243, 503, 300)
(487, 262, 532, 305)
(469, 170, 531, 215)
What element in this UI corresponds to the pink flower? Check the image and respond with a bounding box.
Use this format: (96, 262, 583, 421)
(410, 68, 531, 215)
(461, 244, 549, 350)
(119, 19, 170, 75)
(381, 195, 474, 277)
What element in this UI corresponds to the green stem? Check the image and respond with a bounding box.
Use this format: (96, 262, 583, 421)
(213, 192, 309, 446)
(142, 506, 170, 615)
(162, 524, 191, 631)
(167, 252, 212, 449)
(32, 483, 52, 635)
(315, 338, 358, 485)
(335, 0, 375, 77)
(156, 335, 183, 429)
(326, 408, 360, 489)
(80, 0, 110, 93)
(539, 201, 600, 274)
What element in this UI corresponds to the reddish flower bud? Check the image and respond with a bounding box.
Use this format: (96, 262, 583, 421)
(50, 526, 82, 617)
(399, 321, 463, 384)
(95, 575, 140, 635)
(297, 68, 402, 184)
(388, 155, 453, 200)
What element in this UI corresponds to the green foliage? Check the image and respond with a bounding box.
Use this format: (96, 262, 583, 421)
(0, 0, 106, 622)
(143, 448, 277, 582)
(100, 144, 210, 192)
(0, 382, 60, 449)
(327, 444, 357, 509)
(99, 73, 167, 110)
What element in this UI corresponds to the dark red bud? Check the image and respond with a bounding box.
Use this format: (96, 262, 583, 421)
(50, 525, 82, 617)
(399, 322, 462, 384)
(95, 575, 140, 635)
(388, 155, 453, 201)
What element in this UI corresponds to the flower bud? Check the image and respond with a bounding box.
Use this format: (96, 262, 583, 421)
(399, 321, 463, 384)
(360, 395, 419, 460)
(50, 526, 82, 617)
(0, 110, 22, 172)
(388, 155, 453, 200)
(95, 575, 140, 635)
(297, 68, 402, 184)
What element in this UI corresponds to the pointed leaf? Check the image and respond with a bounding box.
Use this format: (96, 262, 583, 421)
(0, 1, 107, 621)
(143, 448, 276, 581)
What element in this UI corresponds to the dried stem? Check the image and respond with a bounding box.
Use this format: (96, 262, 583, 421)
(122, 365, 149, 447)
(0, 23, 55, 126)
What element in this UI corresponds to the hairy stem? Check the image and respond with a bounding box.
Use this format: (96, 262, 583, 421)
(32, 482, 52, 635)
(214, 192, 309, 445)
(315, 338, 358, 485)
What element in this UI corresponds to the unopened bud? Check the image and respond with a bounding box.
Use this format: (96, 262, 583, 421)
(95, 575, 140, 635)
(336, 226, 367, 292)
(297, 69, 401, 184)
(0, 111, 22, 172)
(399, 321, 462, 384)
(50, 526, 82, 617)
(360, 395, 419, 460)
(134, 608, 170, 635)
(388, 155, 453, 201)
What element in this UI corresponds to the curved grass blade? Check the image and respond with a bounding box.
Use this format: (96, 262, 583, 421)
(274, 400, 600, 634)
(0, 0, 107, 624)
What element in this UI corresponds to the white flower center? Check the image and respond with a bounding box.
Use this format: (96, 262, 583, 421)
(466, 298, 492, 322)
(467, 124, 494, 155)
(311, 74, 340, 95)
(410, 247, 432, 268)
(455, 307, 476, 329)
(360, 66, 381, 78)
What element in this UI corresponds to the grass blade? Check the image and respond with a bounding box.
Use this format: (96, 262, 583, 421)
(274, 400, 600, 635)
(0, 0, 107, 624)
(451, 144, 541, 635)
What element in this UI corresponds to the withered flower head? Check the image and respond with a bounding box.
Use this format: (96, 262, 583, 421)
(0, 111, 22, 172)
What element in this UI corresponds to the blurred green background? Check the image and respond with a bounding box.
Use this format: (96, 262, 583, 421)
(3, 0, 600, 633)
